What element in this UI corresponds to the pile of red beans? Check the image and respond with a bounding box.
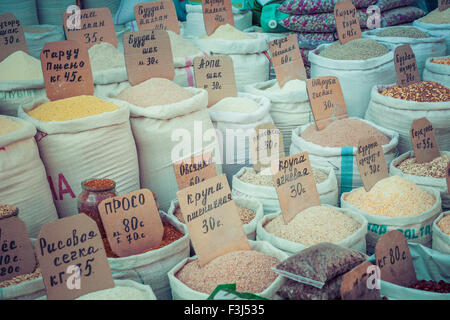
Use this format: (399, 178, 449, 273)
(410, 280, 450, 293)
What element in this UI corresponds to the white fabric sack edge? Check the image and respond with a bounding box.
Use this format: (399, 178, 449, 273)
(172, 50, 210, 68)
(423, 55, 450, 76)
(255, 205, 368, 255)
(413, 19, 450, 54)
(432, 211, 450, 254)
(92, 67, 128, 85)
(0, 115, 36, 148)
(362, 26, 446, 46)
(167, 239, 288, 300)
(243, 79, 309, 104)
(76, 279, 157, 300)
(193, 33, 269, 55)
(0, 78, 44, 91)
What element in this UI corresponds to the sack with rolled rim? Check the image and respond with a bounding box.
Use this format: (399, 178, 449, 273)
(432, 211, 450, 255)
(422, 55, 450, 87)
(413, 17, 450, 55)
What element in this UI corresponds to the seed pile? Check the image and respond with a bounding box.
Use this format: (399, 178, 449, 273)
(210, 97, 259, 113)
(0, 51, 43, 81)
(175, 250, 280, 294)
(205, 24, 252, 40)
(380, 81, 450, 102)
(115, 78, 193, 107)
(88, 42, 125, 72)
(420, 8, 450, 24)
(0, 117, 23, 135)
(174, 205, 256, 225)
(396, 154, 449, 178)
(301, 118, 390, 147)
(264, 206, 361, 246)
(266, 79, 307, 92)
(437, 214, 450, 235)
(0, 268, 41, 288)
(168, 31, 202, 58)
(431, 57, 450, 65)
(0, 204, 18, 219)
(76, 286, 149, 300)
(319, 39, 389, 60)
(344, 176, 435, 217)
(239, 167, 328, 186)
(410, 280, 450, 293)
(28, 96, 119, 122)
(375, 26, 430, 38)
(84, 178, 115, 190)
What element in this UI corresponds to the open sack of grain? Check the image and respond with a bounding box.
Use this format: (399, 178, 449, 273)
(413, 8, 450, 55)
(432, 211, 450, 255)
(422, 56, 450, 87)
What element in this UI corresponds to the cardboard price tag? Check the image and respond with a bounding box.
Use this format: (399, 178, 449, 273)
(394, 44, 420, 88)
(375, 230, 417, 288)
(410, 118, 440, 164)
(202, 0, 234, 35)
(0, 217, 36, 283)
(439, 0, 450, 11)
(98, 189, 164, 257)
(334, 0, 362, 45)
(173, 152, 218, 191)
(177, 174, 250, 266)
(356, 137, 389, 192)
(269, 34, 307, 87)
(35, 214, 114, 300)
(194, 55, 237, 107)
(63, 8, 117, 49)
(250, 122, 285, 173)
(41, 40, 94, 101)
(306, 76, 348, 130)
(123, 29, 175, 86)
(271, 152, 321, 224)
(340, 261, 381, 300)
(134, 1, 180, 34)
(0, 13, 29, 63)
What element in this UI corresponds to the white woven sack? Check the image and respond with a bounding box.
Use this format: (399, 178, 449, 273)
(184, 4, 252, 38)
(256, 206, 368, 256)
(108, 87, 221, 212)
(37, 0, 75, 25)
(0, 116, 58, 237)
(244, 79, 313, 155)
(209, 92, 272, 185)
(24, 25, 65, 59)
(232, 166, 339, 215)
(309, 43, 396, 118)
(0, 275, 45, 300)
(0, 79, 47, 117)
(18, 100, 140, 218)
(432, 211, 450, 255)
(0, 0, 39, 26)
(108, 212, 190, 300)
(341, 187, 442, 255)
(390, 151, 450, 210)
(168, 240, 288, 300)
(362, 26, 446, 76)
(364, 84, 450, 155)
(423, 55, 450, 87)
(413, 19, 450, 55)
(289, 118, 399, 197)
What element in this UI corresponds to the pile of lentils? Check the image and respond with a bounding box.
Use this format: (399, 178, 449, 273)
(396, 154, 449, 178)
(431, 57, 450, 65)
(380, 81, 450, 102)
(375, 26, 430, 38)
(319, 39, 389, 60)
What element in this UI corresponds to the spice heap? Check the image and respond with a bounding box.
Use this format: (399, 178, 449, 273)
(28, 96, 119, 122)
(410, 280, 450, 293)
(264, 206, 360, 246)
(174, 205, 256, 225)
(205, 24, 253, 40)
(265, 79, 307, 92)
(319, 39, 389, 60)
(0, 268, 41, 288)
(175, 250, 280, 294)
(209, 97, 260, 113)
(0, 51, 43, 81)
(88, 42, 125, 72)
(0, 204, 18, 219)
(168, 31, 202, 58)
(76, 285, 150, 300)
(431, 57, 450, 65)
(0, 117, 23, 135)
(239, 167, 328, 186)
(344, 176, 435, 217)
(396, 154, 449, 178)
(375, 26, 430, 38)
(420, 8, 450, 24)
(115, 78, 193, 107)
(380, 81, 450, 102)
(437, 214, 450, 235)
(104, 222, 184, 258)
(301, 118, 390, 147)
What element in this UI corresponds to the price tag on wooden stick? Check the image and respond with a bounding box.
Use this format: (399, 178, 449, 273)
(269, 34, 307, 87)
(177, 174, 250, 267)
(439, 0, 450, 11)
(410, 118, 440, 164)
(202, 0, 234, 36)
(375, 230, 417, 288)
(173, 152, 218, 191)
(0, 13, 29, 63)
(340, 261, 381, 300)
(250, 122, 285, 173)
(35, 214, 114, 300)
(194, 55, 237, 107)
(306, 76, 348, 130)
(334, 0, 362, 45)
(123, 29, 174, 86)
(356, 136, 389, 192)
(271, 152, 321, 224)
(394, 44, 420, 88)
(63, 8, 117, 49)
(98, 189, 164, 258)
(134, 1, 180, 34)
(41, 40, 94, 101)
(0, 217, 36, 283)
